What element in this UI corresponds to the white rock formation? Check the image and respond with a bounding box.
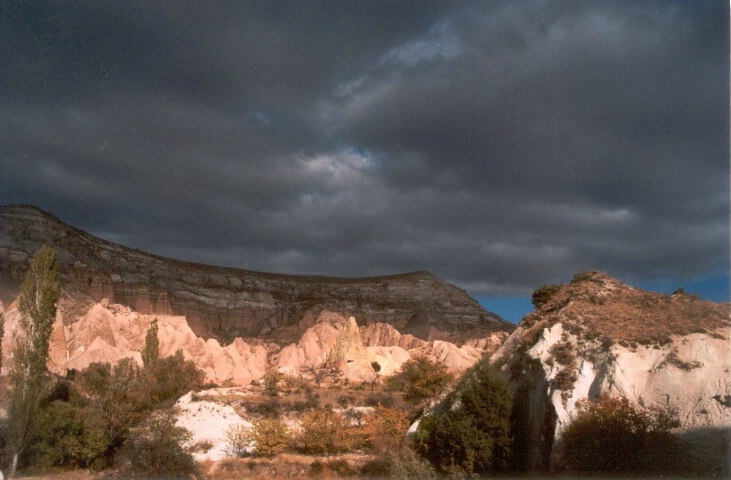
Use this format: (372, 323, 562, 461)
(174, 389, 252, 461)
(493, 322, 731, 472)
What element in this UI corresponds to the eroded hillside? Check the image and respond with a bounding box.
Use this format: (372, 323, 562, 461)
(0, 205, 512, 344)
(491, 271, 730, 474)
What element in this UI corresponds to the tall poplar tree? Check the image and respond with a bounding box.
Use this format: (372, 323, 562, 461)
(142, 318, 160, 370)
(6, 245, 61, 477)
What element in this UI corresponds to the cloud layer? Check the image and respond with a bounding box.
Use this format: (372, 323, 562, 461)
(1, 1, 728, 296)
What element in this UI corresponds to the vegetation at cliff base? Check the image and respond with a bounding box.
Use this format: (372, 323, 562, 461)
(0, 309, 204, 477)
(413, 361, 513, 477)
(5, 245, 62, 477)
(561, 396, 680, 474)
(387, 355, 453, 404)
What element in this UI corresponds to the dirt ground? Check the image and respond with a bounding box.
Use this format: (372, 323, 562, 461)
(10, 452, 381, 480)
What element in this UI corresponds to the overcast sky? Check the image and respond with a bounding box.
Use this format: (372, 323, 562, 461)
(2, 1, 728, 318)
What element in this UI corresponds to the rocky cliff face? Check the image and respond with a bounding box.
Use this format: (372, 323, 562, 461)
(1, 298, 269, 386)
(491, 271, 731, 474)
(0, 205, 512, 344)
(2, 297, 502, 387)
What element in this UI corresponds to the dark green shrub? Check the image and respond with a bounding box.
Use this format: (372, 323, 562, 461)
(122, 410, 198, 479)
(390, 447, 437, 479)
(360, 457, 391, 477)
(75, 353, 203, 466)
(263, 369, 282, 397)
(146, 350, 204, 407)
(531, 283, 561, 308)
(561, 396, 680, 474)
(389, 355, 453, 403)
(77, 359, 149, 457)
(337, 394, 354, 408)
(413, 361, 512, 476)
(30, 400, 108, 469)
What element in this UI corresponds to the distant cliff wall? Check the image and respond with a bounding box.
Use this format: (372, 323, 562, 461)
(0, 205, 513, 343)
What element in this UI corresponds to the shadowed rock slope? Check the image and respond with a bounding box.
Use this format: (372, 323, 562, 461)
(0, 205, 512, 343)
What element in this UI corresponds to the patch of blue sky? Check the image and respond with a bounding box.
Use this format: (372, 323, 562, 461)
(637, 273, 730, 303)
(476, 296, 534, 325)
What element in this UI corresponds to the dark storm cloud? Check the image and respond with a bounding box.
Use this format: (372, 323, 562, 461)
(1, 1, 728, 297)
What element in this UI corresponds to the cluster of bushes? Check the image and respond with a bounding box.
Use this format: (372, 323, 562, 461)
(560, 396, 680, 474)
(413, 361, 512, 477)
(387, 355, 454, 403)
(0, 323, 204, 478)
(223, 402, 435, 478)
(225, 403, 413, 458)
(410, 362, 683, 478)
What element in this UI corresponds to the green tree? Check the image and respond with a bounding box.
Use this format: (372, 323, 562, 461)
(147, 350, 204, 407)
(263, 368, 281, 398)
(76, 353, 202, 464)
(414, 361, 513, 476)
(249, 417, 290, 457)
(561, 396, 680, 474)
(142, 318, 160, 370)
(389, 355, 453, 403)
(6, 245, 61, 477)
(77, 359, 149, 460)
(298, 409, 349, 456)
(363, 405, 410, 454)
(30, 400, 108, 469)
(123, 410, 197, 479)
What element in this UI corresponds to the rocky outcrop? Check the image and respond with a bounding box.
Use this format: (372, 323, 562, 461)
(276, 313, 500, 381)
(327, 317, 369, 368)
(1, 299, 269, 386)
(325, 316, 382, 382)
(276, 310, 344, 373)
(491, 271, 731, 474)
(360, 322, 425, 350)
(0, 205, 513, 344)
(2, 298, 501, 387)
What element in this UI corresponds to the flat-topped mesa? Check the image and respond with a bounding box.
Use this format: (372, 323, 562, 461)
(0, 205, 513, 343)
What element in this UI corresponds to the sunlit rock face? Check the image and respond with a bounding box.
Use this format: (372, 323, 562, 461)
(1, 298, 503, 388)
(491, 271, 731, 474)
(1, 299, 269, 386)
(0, 205, 513, 345)
(0, 204, 512, 387)
(275, 312, 503, 381)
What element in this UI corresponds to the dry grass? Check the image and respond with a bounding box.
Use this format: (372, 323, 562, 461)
(525, 271, 730, 347)
(200, 452, 378, 479)
(14, 454, 379, 480)
(192, 380, 408, 421)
